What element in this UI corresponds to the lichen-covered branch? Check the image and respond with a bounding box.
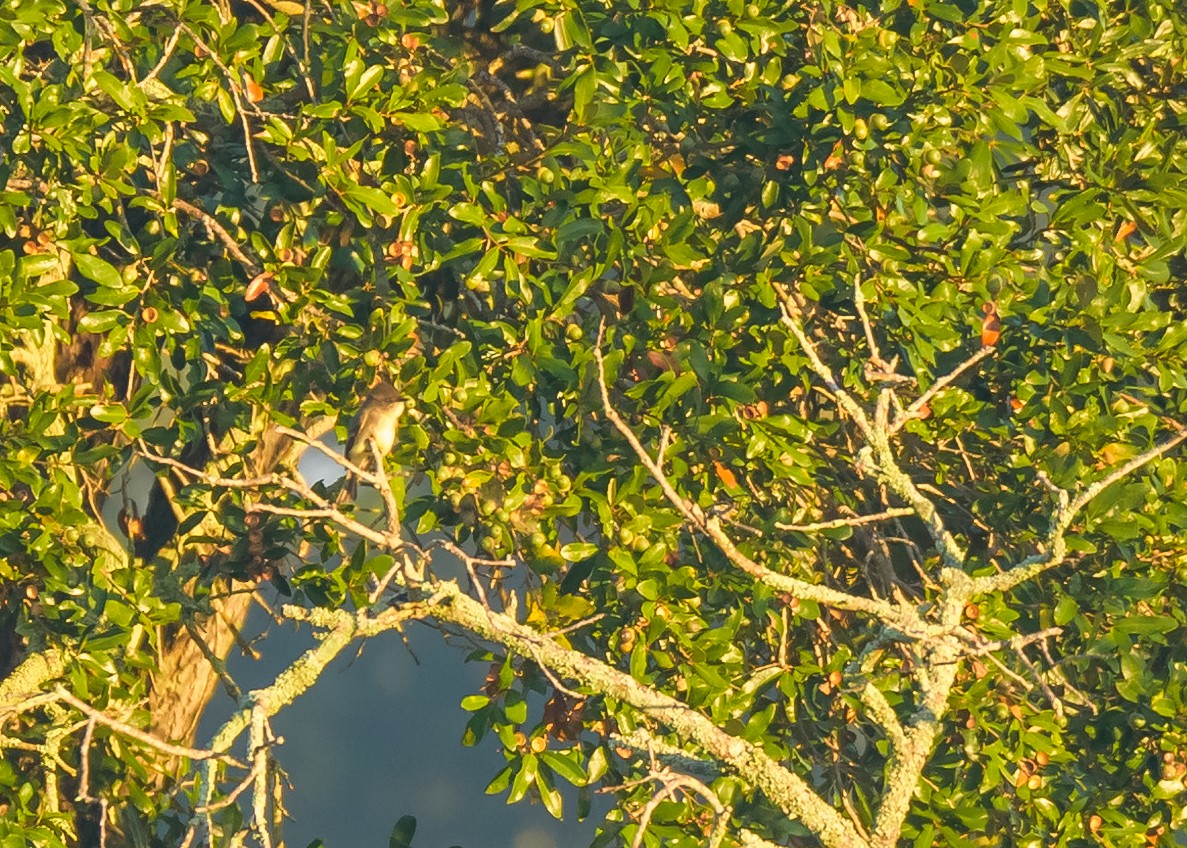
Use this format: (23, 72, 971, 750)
(430, 581, 870, 848)
(869, 639, 962, 847)
(206, 603, 435, 755)
(971, 428, 1187, 596)
(0, 649, 64, 708)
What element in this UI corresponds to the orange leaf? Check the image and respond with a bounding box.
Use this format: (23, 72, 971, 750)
(245, 271, 274, 302)
(712, 460, 740, 490)
(1115, 220, 1137, 242)
(980, 303, 1001, 347)
(244, 74, 264, 103)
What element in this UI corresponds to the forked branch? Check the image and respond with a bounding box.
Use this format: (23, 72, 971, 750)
(972, 428, 1187, 595)
(774, 285, 967, 570)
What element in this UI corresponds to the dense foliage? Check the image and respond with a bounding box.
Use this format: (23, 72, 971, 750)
(2, 0, 1187, 846)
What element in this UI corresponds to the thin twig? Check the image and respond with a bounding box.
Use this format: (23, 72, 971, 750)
(241, 0, 316, 99)
(77, 719, 97, 803)
(1011, 643, 1064, 719)
(892, 346, 995, 434)
(183, 620, 244, 702)
(194, 765, 261, 813)
(370, 438, 403, 542)
(177, 23, 261, 182)
(140, 26, 182, 88)
(171, 198, 262, 275)
(776, 508, 914, 533)
(775, 284, 969, 569)
(1038, 638, 1096, 714)
(137, 445, 396, 550)
(627, 769, 732, 848)
(852, 277, 883, 366)
(547, 613, 606, 637)
(981, 648, 1031, 690)
(956, 626, 1064, 656)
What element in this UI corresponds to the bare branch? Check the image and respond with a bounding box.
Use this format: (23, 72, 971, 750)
(194, 766, 260, 813)
(171, 198, 262, 275)
(370, 437, 403, 541)
(868, 652, 962, 847)
(628, 769, 732, 848)
(776, 508, 914, 533)
(774, 289, 874, 438)
(891, 346, 996, 434)
(1010, 642, 1065, 719)
(852, 277, 883, 367)
(136, 445, 398, 551)
(249, 703, 275, 848)
(956, 626, 1064, 656)
(774, 284, 966, 571)
(140, 26, 182, 88)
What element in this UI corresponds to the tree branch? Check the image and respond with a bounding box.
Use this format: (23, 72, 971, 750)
(205, 602, 435, 757)
(971, 428, 1187, 595)
(55, 687, 247, 768)
(776, 508, 914, 533)
(593, 329, 914, 629)
(171, 198, 262, 275)
(774, 286, 967, 571)
(891, 346, 996, 434)
(430, 581, 871, 848)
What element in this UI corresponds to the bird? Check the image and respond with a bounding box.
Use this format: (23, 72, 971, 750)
(341, 380, 406, 498)
(980, 302, 1001, 348)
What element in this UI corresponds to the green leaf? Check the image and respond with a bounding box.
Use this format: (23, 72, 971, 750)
(74, 254, 123, 289)
(349, 65, 384, 102)
(76, 310, 126, 334)
(341, 185, 400, 215)
(389, 815, 416, 848)
(460, 694, 490, 711)
(554, 10, 591, 51)
(540, 750, 587, 787)
(89, 403, 128, 424)
(559, 542, 597, 562)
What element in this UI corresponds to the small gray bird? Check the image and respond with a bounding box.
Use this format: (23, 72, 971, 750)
(342, 380, 406, 497)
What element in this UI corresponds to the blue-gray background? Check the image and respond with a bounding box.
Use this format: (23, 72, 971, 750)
(198, 614, 600, 848)
(193, 446, 604, 848)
